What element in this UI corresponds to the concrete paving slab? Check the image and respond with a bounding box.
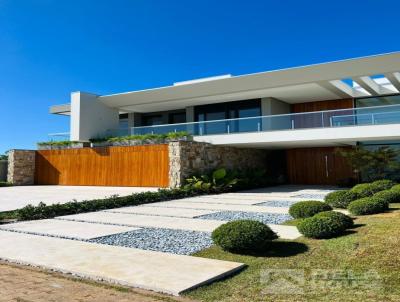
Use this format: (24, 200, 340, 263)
(0, 230, 245, 295)
(0, 219, 138, 240)
(268, 225, 301, 240)
(185, 196, 305, 204)
(58, 212, 225, 232)
(105, 206, 219, 218)
(0, 186, 158, 212)
(146, 200, 290, 214)
(57, 211, 300, 239)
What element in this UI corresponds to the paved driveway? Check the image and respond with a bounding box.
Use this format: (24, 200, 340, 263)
(0, 185, 336, 295)
(0, 186, 158, 212)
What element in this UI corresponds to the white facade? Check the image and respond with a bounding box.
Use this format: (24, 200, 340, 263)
(51, 52, 400, 147)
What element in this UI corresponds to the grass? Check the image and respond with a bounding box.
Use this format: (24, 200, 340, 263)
(186, 204, 400, 302)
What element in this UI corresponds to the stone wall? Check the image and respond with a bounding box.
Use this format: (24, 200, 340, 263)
(7, 150, 36, 185)
(168, 141, 267, 188)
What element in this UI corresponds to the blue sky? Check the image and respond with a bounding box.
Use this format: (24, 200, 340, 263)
(0, 0, 399, 153)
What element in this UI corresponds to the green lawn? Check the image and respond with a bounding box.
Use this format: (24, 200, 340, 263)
(186, 204, 400, 302)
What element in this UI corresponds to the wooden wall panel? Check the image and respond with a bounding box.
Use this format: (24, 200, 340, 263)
(35, 145, 169, 187)
(291, 99, 354, 129)
(286, 147, 354, 185)
(291, 99, 354, 113)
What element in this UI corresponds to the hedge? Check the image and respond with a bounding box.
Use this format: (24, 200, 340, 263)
(347, 197, 389, 215)
(324, 190, 358, 208)
(297, 215, 346, 239)
(373, 190, 400, 204)
(350, 183, 376, 198)
(16, 188, 200, 221)
(211, 220, 277, 254)
(289, 201, 332, 219)
(314, 211, 354, 229)
(370, 179, 396, 191)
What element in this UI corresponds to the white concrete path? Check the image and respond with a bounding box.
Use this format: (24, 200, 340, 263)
(57, 211, 300, 240)
(0, 186, 158, 212)
(106, 206, 220, 218)
(0, 230, 244, 295)
(0, 219, 139, 240)
(144, 200, 290, 214)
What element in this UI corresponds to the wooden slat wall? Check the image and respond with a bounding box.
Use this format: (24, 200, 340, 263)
(286, 147, 354, 185)
(291, 99, 354, 129)
(291, 98, 354, 113)
(35, 145, 169, 187)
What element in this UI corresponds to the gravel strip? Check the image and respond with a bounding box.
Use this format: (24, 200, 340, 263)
(196, 211, 292, 225)
(256, 200, 299, 208)
(292, 193, 328, 200)
(89, 228, 213, 255)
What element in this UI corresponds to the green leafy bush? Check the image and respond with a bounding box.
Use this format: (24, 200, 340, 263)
(289, 201, 332, 219)
(391, 184, 400, 192)
(37, 140, 80, 147)
(106, 131, 191, 143)
(370, 179, 396, 191)
(314, 211, 354, 229)
(211, 220, 277, 254)
(348, 197, 389, 215)
(350, 183, 376, 198)
(297, 215, 346, 239)
(324, 190, 358, 208)
(184, 168, 238, 193)
(16, 188, 200, 221)
(0, 181, 12, 187)
(373, 190, 400, 204)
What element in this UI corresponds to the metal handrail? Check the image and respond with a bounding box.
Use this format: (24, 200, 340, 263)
(131, 104, 400, 130)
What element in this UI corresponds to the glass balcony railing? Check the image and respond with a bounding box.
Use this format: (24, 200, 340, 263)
(130, 104, 400, 136)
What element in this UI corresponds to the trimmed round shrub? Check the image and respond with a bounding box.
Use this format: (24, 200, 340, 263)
(314, 211, 354, 229)
(289, 201, 332, 219)
(348, 197, 389, 215)
(390, 184, 400, 192)
(297, 215, 345, 239)
(373, 189, 400, 204)
(324, 190, 358, 208)
(350, 183, 376, 198)
(370, 179, 396, 192)
(211, 220, 278, 254)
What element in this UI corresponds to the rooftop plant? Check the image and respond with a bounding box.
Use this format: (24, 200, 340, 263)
(37, 140, 80, 147)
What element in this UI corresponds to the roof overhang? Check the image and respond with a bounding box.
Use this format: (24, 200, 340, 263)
(51, 52, 400, 114)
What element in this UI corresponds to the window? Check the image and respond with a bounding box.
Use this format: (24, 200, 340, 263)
(168, 112, 186, 124)
(143, 114, 163, 126)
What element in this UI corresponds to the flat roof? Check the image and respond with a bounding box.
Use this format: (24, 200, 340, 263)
(51, 52, 400, 114)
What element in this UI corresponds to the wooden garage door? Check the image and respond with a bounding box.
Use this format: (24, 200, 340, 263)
(35, 145, 169, 187)
(286, 147, 354, 185)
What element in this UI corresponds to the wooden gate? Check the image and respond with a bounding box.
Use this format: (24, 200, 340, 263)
(35, 145, 169, 187)
(286, 147, 354, 185)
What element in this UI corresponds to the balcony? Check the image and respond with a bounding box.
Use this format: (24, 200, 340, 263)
(129, 104, 400, 136)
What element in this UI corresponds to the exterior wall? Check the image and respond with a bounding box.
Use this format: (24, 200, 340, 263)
(7, 150, 36, 185)
(70, 92, 120, 141)
(168, 141, 267, 188)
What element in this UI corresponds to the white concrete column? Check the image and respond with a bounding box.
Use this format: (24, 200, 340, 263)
(70, 92, 119, 141)
(261, 97, 291, 131)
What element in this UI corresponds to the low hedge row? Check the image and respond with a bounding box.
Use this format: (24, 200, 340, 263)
(211, 220, 277, 254)
(324, 190, 358, 208)
(16, 188, 200, 221)
(348, 197, 389, 215)
(297, 211, 353, 239)
(288, 201, 332, 219)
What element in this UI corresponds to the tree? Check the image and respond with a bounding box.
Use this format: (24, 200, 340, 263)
(336, 146, 400, 182)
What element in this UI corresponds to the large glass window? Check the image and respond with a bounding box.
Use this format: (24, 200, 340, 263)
(194, 99, 261, 134)
(143, 114, 163, 126)
(356, 94, 400, 107)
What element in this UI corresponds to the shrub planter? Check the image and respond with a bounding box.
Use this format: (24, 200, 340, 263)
(37, 142, 89, 150)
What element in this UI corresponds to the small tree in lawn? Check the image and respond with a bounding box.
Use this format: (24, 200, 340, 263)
(336, 146, 400, 182)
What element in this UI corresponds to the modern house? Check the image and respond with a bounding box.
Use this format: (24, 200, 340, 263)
(42, 52, 400, 187)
